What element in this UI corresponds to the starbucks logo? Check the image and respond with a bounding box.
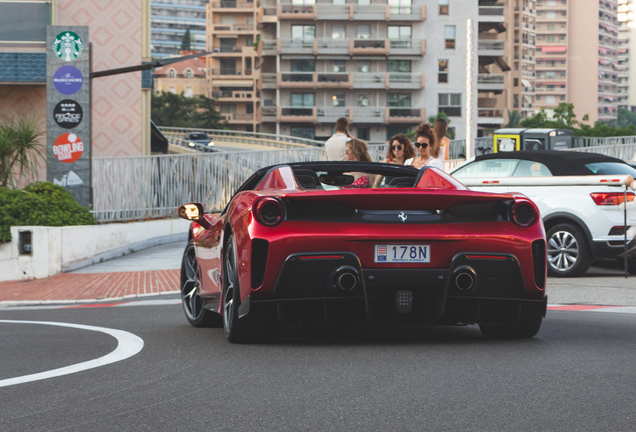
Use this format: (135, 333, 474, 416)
(53, 31, 83, 61)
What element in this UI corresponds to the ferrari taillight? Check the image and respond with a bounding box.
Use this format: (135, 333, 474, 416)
(510, 201, 538, 227)
(590, 192, 635, 206)
(254, 197, 285, 226)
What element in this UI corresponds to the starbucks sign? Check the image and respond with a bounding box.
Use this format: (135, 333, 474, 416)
(52, 31, 83, 61)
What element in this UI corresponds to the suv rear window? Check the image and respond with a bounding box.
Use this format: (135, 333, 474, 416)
(585, 162, 636, 177)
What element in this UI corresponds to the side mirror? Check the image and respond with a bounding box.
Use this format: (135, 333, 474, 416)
(178, 203, 204, 221)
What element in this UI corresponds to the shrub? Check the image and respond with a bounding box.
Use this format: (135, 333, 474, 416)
(0, 182, 95, 243)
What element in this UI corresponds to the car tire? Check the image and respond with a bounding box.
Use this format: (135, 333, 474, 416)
(180, 240, 223, 328)
(479, 303, 543, 339)
(223, 235, 260, 343)
(546, 223, 591, 277)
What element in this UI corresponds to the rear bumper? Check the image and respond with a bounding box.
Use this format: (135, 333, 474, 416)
(248, 251, 546, 327)
(591, 237, 636, 260)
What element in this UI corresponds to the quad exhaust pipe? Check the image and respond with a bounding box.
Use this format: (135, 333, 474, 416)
(453, 266, 476, 292)
(334, 266, 359, 291)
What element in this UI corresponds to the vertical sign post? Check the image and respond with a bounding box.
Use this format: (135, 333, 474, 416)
(46, 26, 91, 208)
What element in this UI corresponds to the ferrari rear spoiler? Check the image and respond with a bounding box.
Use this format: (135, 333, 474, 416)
(279, 189, 516, 211)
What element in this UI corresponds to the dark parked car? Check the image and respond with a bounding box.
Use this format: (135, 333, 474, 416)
(184, 132, 215, 152)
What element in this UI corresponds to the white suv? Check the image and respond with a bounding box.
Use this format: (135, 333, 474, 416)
(451, 150, 636, 277)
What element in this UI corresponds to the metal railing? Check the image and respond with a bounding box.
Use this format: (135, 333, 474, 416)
(158, 126, 324, 148)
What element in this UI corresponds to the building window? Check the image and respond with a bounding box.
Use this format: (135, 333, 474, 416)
(438, 0, 449, 15)
(291, 59, 315, 72)
(332, 92, 346, 107)
(439, 93, 461, 116)
(438, 60, 448, 83)
(514, 78, 519, 87)
(388, 60, 411, 72)
(332, 24, 346, 39)
(387, 126, 411, 140)
(444, 25, 456, 49)
(292, 25, 316, 42)
(168, 86, 176, 94)
(186, 69, 193, 78)
(357, 25, 371, 39)
(333, 60, 346, 73)
(357, 93, 370, 107)
(388, 26, 412, 48)
(546, 95, 556, 104)
(291, 93, 315, 106)
(357, 127, 370, 141)
(185, 86, 193, 97)
(291, 127, 315, 139)
(168, 69, 175, 78)
(221, 104, 236, 114)
(389, 0, 412, 14)
(388, 93, 411, 107)
(357, 60, 371, 73)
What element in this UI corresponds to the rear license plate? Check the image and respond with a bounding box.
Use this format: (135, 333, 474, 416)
(375, 244, 431, 263)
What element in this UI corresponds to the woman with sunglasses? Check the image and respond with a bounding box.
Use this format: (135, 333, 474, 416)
(405, 123, 446, 171)
(373, 134, 415, 186)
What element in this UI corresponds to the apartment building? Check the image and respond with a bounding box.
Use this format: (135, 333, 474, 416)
(152, 0, 207, 58)
(535, 0, 619, 123)
(206, 0, 261, 131)
(505, 0, 536, 120)
(206, 0, 484, 142)
(618, 0, 636, 111)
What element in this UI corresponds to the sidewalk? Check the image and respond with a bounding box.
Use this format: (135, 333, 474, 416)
(0, 241, 186, 305)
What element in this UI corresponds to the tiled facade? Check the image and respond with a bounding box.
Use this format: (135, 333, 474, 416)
(0, 0, 152, 162)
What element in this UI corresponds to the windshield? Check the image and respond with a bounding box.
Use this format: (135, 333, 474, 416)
(188, 133, 209, 140)
(585, 162, 636, 177)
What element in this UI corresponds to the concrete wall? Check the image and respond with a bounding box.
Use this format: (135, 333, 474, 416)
(0, 218, 190, 282)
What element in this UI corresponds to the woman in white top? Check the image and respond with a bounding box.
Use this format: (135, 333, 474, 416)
(433, 117, 451, 163)
(404, 123, 445, 171)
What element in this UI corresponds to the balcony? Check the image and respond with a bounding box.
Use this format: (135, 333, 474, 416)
(478, 6, 505, 23)
(351, 38, 389, 55)
(279, 72, 316, 88)
(210, 24, 255, 34)
(478, 40, 505, 57)
(209, 68, 256, 79)
(209, 1, 255, 11)
(352, 73, 386, 89)
(386, 107, 425, 123)
(279, 38, 315, 55)
(261, 73, 277, 88)
(477, 108, 504, 125)
(387, 73, 425, 89)
(281, 38, 424, 56)
(221, 112, 258, 124)
(262, 107, 276, 122)
(316, 38, 350, 55)
(262, 39, 277, 55)
(210, 45, 257, 57)
(212, 90, 258, 101)
(352, 106, 385, 123)
(477, 73, 505, 91)
(278, 106, 317, 123)
(317, 72, 352, 88)
(277, 3, 317, 19)
(317, 4, 350, 20)
(317, 107, 350, 124)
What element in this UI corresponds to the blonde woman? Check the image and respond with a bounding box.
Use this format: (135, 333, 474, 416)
(344, 138, 375, 187)
(433, 117, 451, 162)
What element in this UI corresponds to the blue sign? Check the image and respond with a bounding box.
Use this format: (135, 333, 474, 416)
(53, 65, 83, 95)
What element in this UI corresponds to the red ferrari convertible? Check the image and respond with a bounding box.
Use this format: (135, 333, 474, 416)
(178, 162, 547, 343)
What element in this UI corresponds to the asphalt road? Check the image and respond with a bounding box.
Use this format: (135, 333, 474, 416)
(2, 302, 636, 432)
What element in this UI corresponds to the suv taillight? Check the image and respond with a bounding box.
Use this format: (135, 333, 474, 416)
(590, 192, 635, 206)
(254, 197, 285, 226)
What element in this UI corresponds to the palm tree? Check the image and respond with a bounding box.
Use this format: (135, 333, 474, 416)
(506, 110, 521, 128)
(0, 116, 45, 188)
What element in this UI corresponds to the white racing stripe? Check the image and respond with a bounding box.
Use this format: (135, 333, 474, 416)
(0, 320, 144, 388)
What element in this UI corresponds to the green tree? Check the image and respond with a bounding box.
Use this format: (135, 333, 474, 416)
(180, 27, 192, 51)
(506, 110, 521, 128)
(152, 91, 227, 129)
(0, 116, 45, 188)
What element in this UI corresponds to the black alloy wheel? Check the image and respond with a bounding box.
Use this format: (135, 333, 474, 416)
(223, 236, 251, 343)
(546, 223, 591, 277)
(180, 240, 222, 327)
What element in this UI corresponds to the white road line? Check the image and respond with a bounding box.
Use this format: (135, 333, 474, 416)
(0, 320, 144, 388)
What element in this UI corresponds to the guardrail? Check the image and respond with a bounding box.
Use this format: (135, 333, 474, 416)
(158, 126, 323, 149)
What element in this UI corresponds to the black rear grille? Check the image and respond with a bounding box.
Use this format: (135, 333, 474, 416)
(532, 239, 546, 289)
(251, 239, 269, 289)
